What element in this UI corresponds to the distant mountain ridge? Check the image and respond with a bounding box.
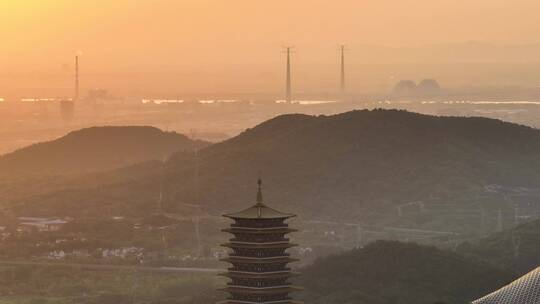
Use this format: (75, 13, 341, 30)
(299, 241, 515, 304)
(7, 110, 540, 224)
(162, 109, 540, 219)
(0, 126, 208, 177)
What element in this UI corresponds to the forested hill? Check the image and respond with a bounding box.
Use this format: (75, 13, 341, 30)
(299, 241, 515, 304)
(163, 109, 540, 219)
(458, 218, 540, 275)
(9, 109, 540, 219)
(0, 126, 208, 177)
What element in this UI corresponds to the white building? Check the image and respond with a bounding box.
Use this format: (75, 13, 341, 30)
(18, 217, 69, 232)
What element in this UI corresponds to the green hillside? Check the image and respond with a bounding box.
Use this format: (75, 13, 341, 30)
(163, 109, 540, 221)
(299, 240, 515, 304)
(6, 110, 540, 227)
(458, 218, 540, 275)
(0, 126, 208, 177)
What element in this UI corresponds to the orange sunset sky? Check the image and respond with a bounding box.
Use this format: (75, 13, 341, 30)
(1, 0, 540, 96)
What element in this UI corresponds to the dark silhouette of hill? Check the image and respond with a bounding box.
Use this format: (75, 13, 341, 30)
(458, 218, 540, 275)
(7, 109, 540, 221)
(299, 241, 515, 304)
(0, 126, 208, 177)
(162, 109, 540, 220)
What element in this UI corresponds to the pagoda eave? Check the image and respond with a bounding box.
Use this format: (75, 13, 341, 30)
(217, 300, 303, 304)
(218, 271, 300, 279)
(221, 242, 298, 249)
(222, 228, 298, 234)
(221, 257, 298, 264)
(220, 285, 303, 294)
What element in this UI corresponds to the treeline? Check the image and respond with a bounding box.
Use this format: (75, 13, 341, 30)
(298, 240, 515, 304)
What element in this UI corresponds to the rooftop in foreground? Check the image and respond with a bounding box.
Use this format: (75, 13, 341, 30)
(472, 267, 540, 304)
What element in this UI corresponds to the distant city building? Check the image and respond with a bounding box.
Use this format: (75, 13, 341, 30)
(472, 267, 540, 304)
(219, 179, 302, 304)
(18, 217, 69, 232)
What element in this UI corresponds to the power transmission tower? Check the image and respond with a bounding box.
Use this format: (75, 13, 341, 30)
(158, 156, 167, 215)
(75, 55, 79, 102)
(340, 44, 346, 93)
(158, 156, 168, 250)
(192, 131, 202, 258)
(284, 46, 293, 103)
(512, 233, 521, 259)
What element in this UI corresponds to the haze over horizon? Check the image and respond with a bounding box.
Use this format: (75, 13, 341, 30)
(3, 0, 540, 96)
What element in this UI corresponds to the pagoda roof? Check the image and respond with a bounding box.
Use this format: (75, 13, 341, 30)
(219, 271, 300, 279)
(223, 179, 296, 220)
(223, 202, 296, 220)
(472, 266, 540, 304)
(221, 256, 298, 264)
(220, 285, 302, 294)
(217, 300, 303, 304)
(222, 242, 297, 249)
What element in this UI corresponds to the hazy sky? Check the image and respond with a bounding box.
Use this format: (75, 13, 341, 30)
(2, 0, 540, 95)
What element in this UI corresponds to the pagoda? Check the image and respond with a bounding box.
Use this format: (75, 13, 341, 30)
(219, 179, 302, 304)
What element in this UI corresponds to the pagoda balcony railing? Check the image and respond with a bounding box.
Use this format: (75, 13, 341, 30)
(229, 295, 291, 302)
(231, 223, 289, 228)
(228, 267, 292, 272)
(231, 248, 287, 257)
(230, 238, 290, 243)
(229, 253, 290, 258)
(226, 297, 294, 304)
(228, 282, 292, 288)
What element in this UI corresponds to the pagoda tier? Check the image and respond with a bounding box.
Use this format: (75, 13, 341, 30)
(219, 179, 302, 304)
(221, 256, 299, 264)
(217, 300, 303, 304)
(219, 270, 300, 279)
